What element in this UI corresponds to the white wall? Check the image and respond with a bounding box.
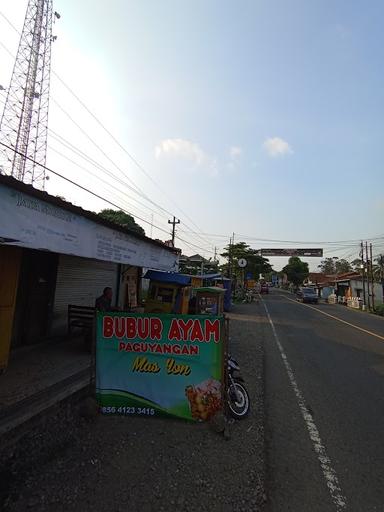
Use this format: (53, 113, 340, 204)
(350, 279, 383, 304)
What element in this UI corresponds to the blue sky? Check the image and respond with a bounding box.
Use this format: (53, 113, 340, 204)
(1, 1, 383, 270)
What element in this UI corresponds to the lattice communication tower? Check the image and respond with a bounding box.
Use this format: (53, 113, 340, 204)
(0, 0, 59, 189)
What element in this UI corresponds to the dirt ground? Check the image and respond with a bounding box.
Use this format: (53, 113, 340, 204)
(3, 302, 266, 512)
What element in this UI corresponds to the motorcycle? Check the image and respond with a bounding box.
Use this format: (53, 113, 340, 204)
(226, 354, 250, 419)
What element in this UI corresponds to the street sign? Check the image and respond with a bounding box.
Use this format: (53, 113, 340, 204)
(261, 248, 323, 257)
(238, 258, 247, 268)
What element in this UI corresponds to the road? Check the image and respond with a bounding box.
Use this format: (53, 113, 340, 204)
(263, 289, 384, 512)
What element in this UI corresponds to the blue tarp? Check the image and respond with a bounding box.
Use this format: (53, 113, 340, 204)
(144, 270, 191, 286)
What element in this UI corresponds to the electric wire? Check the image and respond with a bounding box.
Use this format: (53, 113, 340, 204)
(0, 20, 215, 250)
(47, 130, 171, 222)
(0, 141, 173, 237)
(47, 144, 168, 225)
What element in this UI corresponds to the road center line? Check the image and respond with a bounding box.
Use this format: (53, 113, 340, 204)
(281, 296, 384, 341)
(262, 299, 347, 511)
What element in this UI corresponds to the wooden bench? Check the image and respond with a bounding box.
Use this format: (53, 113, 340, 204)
(68, 304, 95, 337)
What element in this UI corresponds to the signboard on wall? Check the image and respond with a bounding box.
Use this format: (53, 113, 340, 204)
(261, 248, 323, 257)
(0, 184, 178, 271)
(96, 312, 224, 421)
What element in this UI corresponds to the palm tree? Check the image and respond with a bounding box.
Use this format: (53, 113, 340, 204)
(373, 254, 384, 298)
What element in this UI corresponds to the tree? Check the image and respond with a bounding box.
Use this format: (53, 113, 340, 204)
(178, 255, 219, 275)
(219, 242, 272, 281)
(283, 256, 309, 287)
(318, 257, 337, 274)
(351, 258, 363, 272)
(373, 255, 384, 299)
(98, 209, 145, 236)
(335, 259, 352, 274)
(318, 257, 352, 275)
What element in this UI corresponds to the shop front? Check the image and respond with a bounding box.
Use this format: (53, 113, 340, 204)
(0, 175, 179, 371)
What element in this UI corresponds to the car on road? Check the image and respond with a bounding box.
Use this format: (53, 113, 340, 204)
(260, 283, 269, 294)
(296, 287, 318, 304)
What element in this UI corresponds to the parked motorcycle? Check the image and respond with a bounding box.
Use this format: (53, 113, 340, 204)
(226, 354, 250, 419)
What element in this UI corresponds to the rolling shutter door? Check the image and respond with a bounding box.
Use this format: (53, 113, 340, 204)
(52, 255, 118, 334)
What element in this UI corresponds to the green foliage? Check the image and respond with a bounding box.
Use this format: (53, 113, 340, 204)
(374, 303, 384, 317)
(335, 259, 353, 273)
(351, 259, 363, 272)
(373, 254, 384, 282)
(178, 258, 219, 275)
(318, 257, 352, 274)
(219, 242, 273, 280)
(282, 256, 309, 286)
(98, 209, 145, 236)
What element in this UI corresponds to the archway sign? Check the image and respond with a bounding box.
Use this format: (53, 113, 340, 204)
(260, 249, 323, 257)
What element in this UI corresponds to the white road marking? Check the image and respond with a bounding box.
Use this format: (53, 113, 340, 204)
(281, 295, 384, 341)
(262, 299, 347, 510)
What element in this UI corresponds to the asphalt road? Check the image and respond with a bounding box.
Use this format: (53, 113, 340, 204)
(263, 289, 384, 512)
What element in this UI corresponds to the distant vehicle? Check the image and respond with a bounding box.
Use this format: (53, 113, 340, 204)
(260, 283, 269, 294)
(296, 287, 318, 304)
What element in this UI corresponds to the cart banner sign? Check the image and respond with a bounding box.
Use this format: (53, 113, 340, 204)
(96, 312, 224, 421)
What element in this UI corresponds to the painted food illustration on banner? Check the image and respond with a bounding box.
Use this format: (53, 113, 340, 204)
(96, 313, 224, 420)
(185, 378, 222, 421)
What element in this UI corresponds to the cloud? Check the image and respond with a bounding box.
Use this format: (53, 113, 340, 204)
(226, 145, 243, 172)
(155, 138, 207, 165)
(155, 138, 217, 175)
(263, 137, 293, 157)
(229, 146, 243, 159)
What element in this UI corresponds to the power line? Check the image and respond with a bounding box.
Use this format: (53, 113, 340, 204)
(0, 142, 218, 256)
(47, 131, 171, 222)
(47, 144, 168, 225)
(0, 18, 216, 250)
(51, 72, 215, 249)
(175, 234, 215, 256)
(173, 229, 384, 246)
(51, 98, 144, 194)
(48, 125, 218, 250)
(0, 140, 173, 237)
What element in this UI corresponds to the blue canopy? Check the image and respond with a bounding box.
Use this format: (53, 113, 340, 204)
(144, 270, 191, 286)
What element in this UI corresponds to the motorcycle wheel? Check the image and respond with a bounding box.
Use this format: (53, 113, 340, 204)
(227, 381, 250, 419)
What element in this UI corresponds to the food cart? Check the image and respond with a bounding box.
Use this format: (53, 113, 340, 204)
(144, 270, 192, 314)
(191, 286, 226, 315)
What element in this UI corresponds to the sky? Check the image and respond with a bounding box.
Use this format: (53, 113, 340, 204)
(1, 0, 384, 271)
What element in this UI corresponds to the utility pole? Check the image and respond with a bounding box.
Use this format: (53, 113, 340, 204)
(231, 232, 235, 282)
(0, 0, 59, 189)
(366, 241, 371, 310)
(370, 243, 375, 310)
(361, 241, 366, 309)
(168, 216, 180, 247)
(228, 234, 233, 279)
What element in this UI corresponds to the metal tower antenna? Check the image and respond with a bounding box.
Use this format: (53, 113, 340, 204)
(0, 1, 59, 189)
